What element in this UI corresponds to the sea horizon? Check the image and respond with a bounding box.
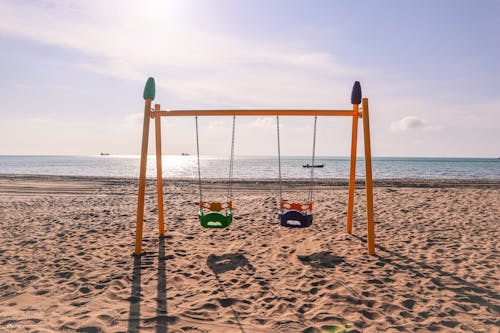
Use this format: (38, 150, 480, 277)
(0, 155, 498, 180)
(0, 154, 498, 159)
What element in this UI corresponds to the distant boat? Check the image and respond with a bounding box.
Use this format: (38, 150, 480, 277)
(181, 152, 190, 156)
(303, 164, 324, 168)
(100, 153, 110, 156)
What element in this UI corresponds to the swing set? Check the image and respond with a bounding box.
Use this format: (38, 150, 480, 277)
(135, 77, 375, 255)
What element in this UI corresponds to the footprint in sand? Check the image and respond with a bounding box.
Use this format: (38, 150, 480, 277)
(75, 326, 103, 333)
(297, 252, 344, 269)
(400, 298, 416, 310)
(179, 326, 206, 333)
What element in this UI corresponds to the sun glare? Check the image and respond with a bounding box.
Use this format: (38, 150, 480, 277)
(137, 0, 190, 22)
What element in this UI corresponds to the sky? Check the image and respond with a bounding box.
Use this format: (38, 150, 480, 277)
(0, 0, 498, 157)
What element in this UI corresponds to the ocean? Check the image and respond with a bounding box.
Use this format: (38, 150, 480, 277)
(0, 155, 498, 179)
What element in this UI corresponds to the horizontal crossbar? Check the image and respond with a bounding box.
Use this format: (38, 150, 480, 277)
(152, 109, 360, 117)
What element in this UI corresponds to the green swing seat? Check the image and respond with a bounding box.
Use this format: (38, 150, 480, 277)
(198, 211, 233, 228)
(198, 201, 233, 228)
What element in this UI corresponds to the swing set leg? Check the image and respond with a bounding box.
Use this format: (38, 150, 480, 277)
(135, 98, 151, 256)
(362, 98, 375, 255)
(346, 103, 359, 234)
(155, 104, 165, 237)
(135, 78, 156, 256)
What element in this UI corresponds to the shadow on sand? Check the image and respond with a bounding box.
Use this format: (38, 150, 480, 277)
(127, 236, 172, 333)
(206, 253, 255, 333)
(297, 251, 345, 268)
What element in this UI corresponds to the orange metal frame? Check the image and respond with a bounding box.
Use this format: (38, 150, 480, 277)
(135, 78, 376, 256)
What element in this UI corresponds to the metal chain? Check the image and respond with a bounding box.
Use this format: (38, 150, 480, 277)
(195, 116, 203, 204)
(308, 116, 318, 204)
(276, 116, 283, 204)
(227, 115, 236, 203)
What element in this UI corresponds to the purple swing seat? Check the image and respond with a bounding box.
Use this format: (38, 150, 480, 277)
(278, 210, 313, 228)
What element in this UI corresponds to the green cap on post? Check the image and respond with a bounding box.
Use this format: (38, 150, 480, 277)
(143, 77, 155, 100)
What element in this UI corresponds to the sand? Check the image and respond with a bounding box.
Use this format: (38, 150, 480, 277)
(0, 174, 498, 333)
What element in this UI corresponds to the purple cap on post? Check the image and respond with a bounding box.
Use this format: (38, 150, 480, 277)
(351, 81, 362, 105)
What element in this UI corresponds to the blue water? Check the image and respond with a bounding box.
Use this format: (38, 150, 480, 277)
(0, 155, 498, 179)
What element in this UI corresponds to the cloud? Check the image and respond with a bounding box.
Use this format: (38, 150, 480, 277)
(13, 83, 32, 89)
(25, 116, 56, 124)
(248, 117, 276, 129)
(391, 116, 425, 130)
(0, 0, 365, 107)
(208, 120, 225, 129)
(390, 115, 441, 131)
(122, 113, 143, 126)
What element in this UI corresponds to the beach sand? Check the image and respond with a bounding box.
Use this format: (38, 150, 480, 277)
(0, 175, 498, 332)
